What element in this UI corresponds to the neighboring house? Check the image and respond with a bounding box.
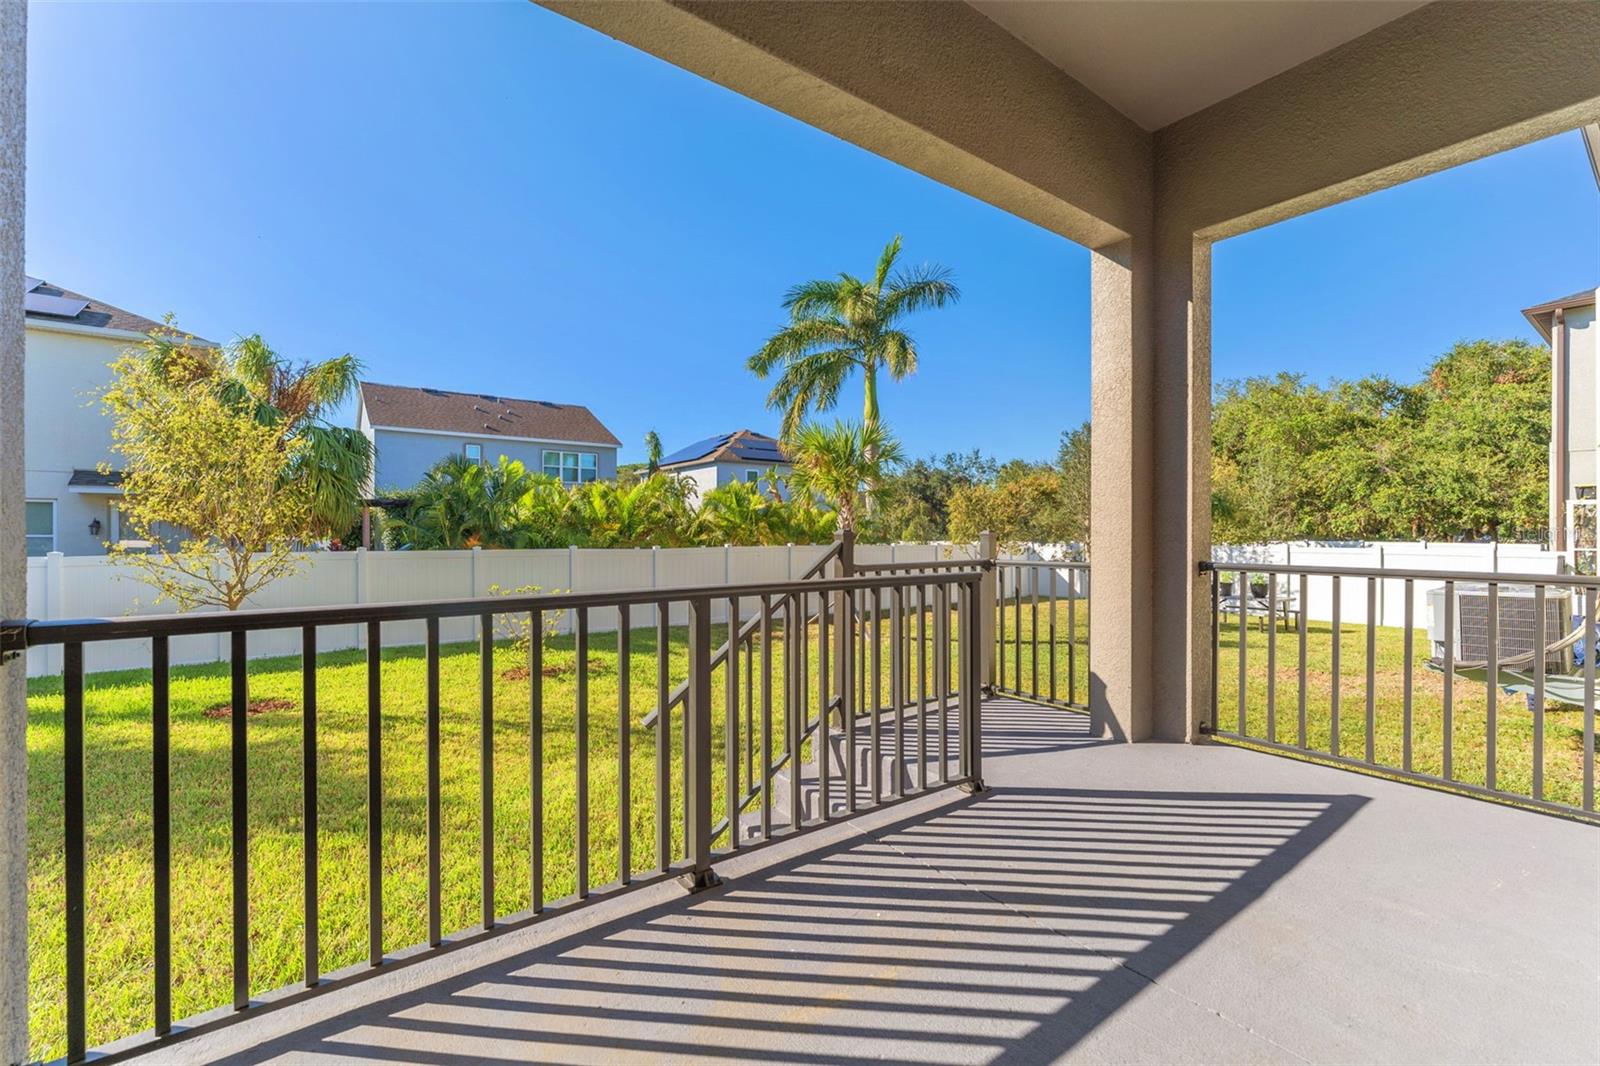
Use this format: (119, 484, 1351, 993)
(357, 381, 621, 492)
(22, 277, 209, 556)
(658, 430, 791, 504)
(1527, 286, 1600, 570)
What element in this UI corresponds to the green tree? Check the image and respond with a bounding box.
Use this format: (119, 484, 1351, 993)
(785, 420, 904, 533)
(867, 449, 998, 541)
(644, 430, 663, 473)
(102, 335, 325, 610)
(1056, 421, 1091, 550)
(383, 456, 544, 549)
(748, 235, 958, 439)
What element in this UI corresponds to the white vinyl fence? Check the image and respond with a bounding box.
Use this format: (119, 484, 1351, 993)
(23, 542, 990, 678)
(1211, 540, 1568, 630)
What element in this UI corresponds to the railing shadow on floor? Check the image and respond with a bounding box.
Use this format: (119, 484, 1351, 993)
(224, 775, 1366, 1065)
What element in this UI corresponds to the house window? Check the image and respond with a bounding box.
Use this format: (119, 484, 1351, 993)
(463, 443, 484, 465)
(543, 450, 598, 485)
(745, 469, 761, 484)
(25, 500, 55, 557)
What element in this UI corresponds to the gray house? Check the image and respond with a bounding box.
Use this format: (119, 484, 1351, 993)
(658, 429, 791, 504)
(357, 381, 621, 493)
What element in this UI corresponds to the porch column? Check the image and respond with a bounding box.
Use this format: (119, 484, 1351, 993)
(1088, 229, 1212, 744)
(0, 1, 27, 1058)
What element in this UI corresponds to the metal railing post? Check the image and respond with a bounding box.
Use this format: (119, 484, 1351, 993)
(831, 530, 853, 729)
(961, 577, 987, 793)
(680, 595, 721, 892)
(978, 530, 997, 690)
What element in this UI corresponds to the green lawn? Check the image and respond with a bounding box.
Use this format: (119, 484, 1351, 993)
(26, 607, 969, 1061)
(998, 596, 1592, 810)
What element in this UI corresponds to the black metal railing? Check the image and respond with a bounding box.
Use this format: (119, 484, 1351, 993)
(1205, 561, 1598, 823)
(4, 566, 987, 1063)
(993, 558, 1090, 709)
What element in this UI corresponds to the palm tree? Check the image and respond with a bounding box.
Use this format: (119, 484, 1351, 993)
(192, 334, 373, 537)
(748, 235, 958, 439)
(384, 455, 539, 549)
(644, 430, 663, 474)
(785, 421, 904, 533)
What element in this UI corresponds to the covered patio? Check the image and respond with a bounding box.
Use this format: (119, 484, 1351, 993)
(139, 698, 1598, 1065)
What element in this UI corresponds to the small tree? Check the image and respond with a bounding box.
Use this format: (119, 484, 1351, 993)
(785, 420, 903, 533)
(644, 430, 663, 474)
(103, 335, 321, 610)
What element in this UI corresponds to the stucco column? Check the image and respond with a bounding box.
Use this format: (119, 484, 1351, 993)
(1088, 238, 1156, 741)
(0, 0, 27, 1058)
(1088, 226, 1211, 744)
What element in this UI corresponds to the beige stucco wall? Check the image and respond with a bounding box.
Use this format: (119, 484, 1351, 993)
(543, 0, 1600, 743)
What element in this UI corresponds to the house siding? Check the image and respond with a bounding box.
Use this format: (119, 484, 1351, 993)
(371, 426, 619, 492)
(23, 326, 129, 555)
(668, 460, 792, 505)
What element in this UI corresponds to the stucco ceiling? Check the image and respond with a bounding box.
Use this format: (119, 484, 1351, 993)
(969, 0, 1428, 131)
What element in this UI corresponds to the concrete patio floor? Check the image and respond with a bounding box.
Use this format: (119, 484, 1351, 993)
(143, 698, 1599, 1065)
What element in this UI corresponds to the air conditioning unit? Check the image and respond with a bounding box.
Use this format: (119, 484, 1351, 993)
(1426, 583, 1572, 671)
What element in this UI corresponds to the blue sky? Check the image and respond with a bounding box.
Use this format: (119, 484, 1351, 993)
(26, 2, 1598, 465)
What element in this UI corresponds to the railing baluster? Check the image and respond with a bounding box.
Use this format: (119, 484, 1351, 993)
(531, 610, 544, 911)
(1365, 577, 1376, 765)
(1330, 576, 1341, 757)
(1487, 583, 1498, 790)
(917, 582, 928, 790)
(966, 578, 985, 786)
(1013, 569, 1022, 694)
(481, 611, 497, 925)
(845, 590, 858, 813)
(366, 621, 382, 966)
(1443, 580, 1455, 780)
(891, 585, 904, 798)
(300, 627, 318, 988)
(1297, 572, 1308, 748)
(1533, 584, 1545, 802)
(938, 582, 949, 783)
(725, 596, 740, 849)
(1048, 569, 1057, 704)
(744, 617, 754, 793)
(233, 630, 252, 1003)
(655, 604, 669, 873)
(1266, 575, 1276, 743)
(575, 607, 589, 897)
(871, 588, 883, 803)
(1068, 578, 1078, 707)
(1030, 567, 1040, 698)
(760, 599, 774, 838)
(1402, 582, 1414, 773)
(618, 604, 631, 884)
(789, 593, 803, 830)
(1585, 588, 1595, 812)
(153, 635, 172, 1030)
(64, 641, 86, 1063)
(818, 588, 831, 820)
(1237, 570, 1248, 734)
(425, 618, 442, 947)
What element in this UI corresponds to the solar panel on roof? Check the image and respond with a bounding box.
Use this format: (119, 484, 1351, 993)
(24, 292, 89, 318)
(24, 276, 42, 293)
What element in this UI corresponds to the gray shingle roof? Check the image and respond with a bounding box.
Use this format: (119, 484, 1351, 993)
(359, 381, 621, 447)
(25, 280, 211, 343)
(660, 430, 788, 468)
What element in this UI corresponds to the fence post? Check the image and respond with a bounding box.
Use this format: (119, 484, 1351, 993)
(45, 551, 63, 676)
(680, 595, 721, 892)
(978, 530, 997, 690)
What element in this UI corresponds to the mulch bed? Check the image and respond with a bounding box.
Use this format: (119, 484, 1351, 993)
(203, 698, 295, 720)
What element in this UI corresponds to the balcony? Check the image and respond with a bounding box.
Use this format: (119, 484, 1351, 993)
(120, 694, 1597, 1064)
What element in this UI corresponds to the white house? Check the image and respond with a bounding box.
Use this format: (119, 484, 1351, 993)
(658, 429, 791, 504)
(357, 381, 622, 493)
(1528, 286, 1600, 570)
(22, 277, 208, 556)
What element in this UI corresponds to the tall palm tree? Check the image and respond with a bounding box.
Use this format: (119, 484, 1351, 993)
(748, 235, 958, 439)
(785, 421, 904, 534)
